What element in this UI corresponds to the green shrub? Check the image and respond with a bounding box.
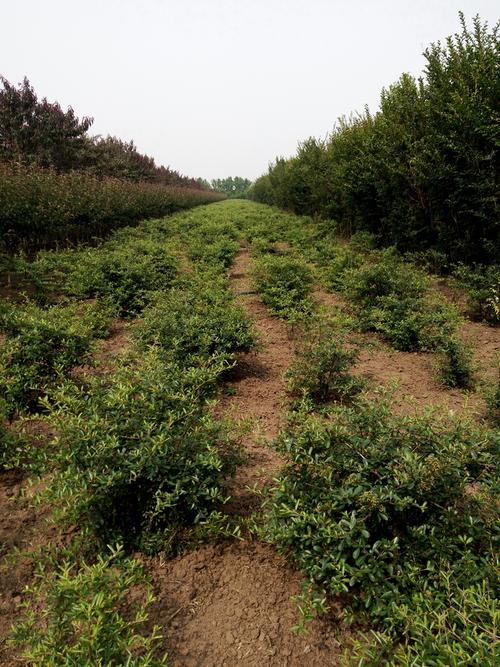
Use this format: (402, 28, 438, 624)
(485, 367, 500, 427)
(343, 255, 459, 351)
(11, 545, 167, 666)
(46, 350, 238, 549)
(66, 240, 179, 316)
(135, 272, 255, 366)
(253, 254, 315, 318)
(361, 293, 459, 352)
(0, 401, 22, 469)
(324, 246, 365, 291)
(265, 398, 498, 633)
(187, 236, 240, 268)
(437, 337, 475, 389)
(405, 248, 450, 275)
(453, 264, 500, 325)
(349, 231, 376, 252)
(286, 321, 361, 403)
(250, 236, 279, 256)
(343, 251, 428, 305)
(184, 220, 241, 268)
(0, 301, 113, 414)
(0, 163, 224, 250)
(355, 578, 498, 665)
(0, 253, 48, 304)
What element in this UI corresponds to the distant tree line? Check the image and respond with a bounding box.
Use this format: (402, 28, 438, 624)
(211, 176, 252, 198)
(0, 76, 207, 190)
(250, 14, 499, 264)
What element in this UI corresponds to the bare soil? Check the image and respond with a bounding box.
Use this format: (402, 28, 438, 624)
(217, 247, 292, 514)
(144, 541, 349, 667)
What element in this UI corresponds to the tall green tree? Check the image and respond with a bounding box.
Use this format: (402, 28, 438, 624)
(211, 176, 252, 198)
(251, 14, 499, 263)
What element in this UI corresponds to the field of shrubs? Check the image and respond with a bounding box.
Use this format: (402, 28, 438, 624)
(0, 14, 498, 662)
(0, 198, 498, 665)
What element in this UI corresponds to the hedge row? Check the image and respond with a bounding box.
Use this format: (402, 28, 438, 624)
(251, 15, 499, 264)
(0, 164, 225, 249)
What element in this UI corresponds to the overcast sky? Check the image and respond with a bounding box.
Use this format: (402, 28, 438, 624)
(1, 1, 498, 181)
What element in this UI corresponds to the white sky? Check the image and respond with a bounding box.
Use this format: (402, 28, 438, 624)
(1, 1, 498, 181)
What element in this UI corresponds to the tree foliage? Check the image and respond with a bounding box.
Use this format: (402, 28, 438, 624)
(0, 76, 208, 190)
(211, 176, 252, 199)
(251, 15, 499, 264)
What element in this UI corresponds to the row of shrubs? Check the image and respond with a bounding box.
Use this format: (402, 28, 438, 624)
(220, 199, 500, 399)
(222, 201, 499, 663)
(1, 202, 254, 664)
(0, 163, 225, 250)
(250, 15, 499, 266)
(3, 199, 498, 663)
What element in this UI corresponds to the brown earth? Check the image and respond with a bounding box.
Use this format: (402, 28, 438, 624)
(216, 247, 293, 515)
(144, 541, 349, 667)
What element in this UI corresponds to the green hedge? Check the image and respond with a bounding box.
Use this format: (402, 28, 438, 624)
(251, 15, 499, 264)
(0, 164, 225, 249)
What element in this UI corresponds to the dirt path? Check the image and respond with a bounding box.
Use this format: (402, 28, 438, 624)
(146, 246, 351, 666)
(218, 246, 293, 515)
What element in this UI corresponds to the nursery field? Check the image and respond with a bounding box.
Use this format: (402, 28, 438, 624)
(0, 199, 498, 666)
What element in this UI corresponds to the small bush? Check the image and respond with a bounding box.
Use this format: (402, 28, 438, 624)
(66, 239, 179, 316)
(286, 321, 361, 403)
(187, 236, 240, 268)
(0, 401, 23, 469)
(11, 545, 167, 666)
(354, 578, 498, 665)
(485, 367, 500, 427)
(349, 231, 376, 252)
(135, 272, 255, 366)
(46, 350, 238, 549)
(253, 254, 315, 318)
(184, 220, 241, 268)
(0, 301, 113, 414)
(453, 264, 500, 325)
(343, 254, 459, 351)
(265, 398, 498, 632)
(324, 246, 365, 291)
(343, 251, 428, 305)
(405, 248, 450, 275)
(437, 337, 475, 389)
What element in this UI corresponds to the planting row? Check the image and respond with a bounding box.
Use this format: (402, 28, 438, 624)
(230, 200, 499, 664)
(1, 202, 253, 664)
